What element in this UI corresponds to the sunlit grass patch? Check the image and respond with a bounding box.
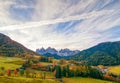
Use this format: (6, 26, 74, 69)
(109, 65, 120, 75)
(63, 77, 112, 83)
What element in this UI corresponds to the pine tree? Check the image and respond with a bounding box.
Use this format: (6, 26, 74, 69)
(55, 65, 62, 78)
(62, 66, 66, 77)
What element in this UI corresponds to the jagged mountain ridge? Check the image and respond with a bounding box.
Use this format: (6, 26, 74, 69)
(36, 47, 80, 57)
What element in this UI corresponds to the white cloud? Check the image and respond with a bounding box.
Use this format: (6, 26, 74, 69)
(0, 0, 120, 51)
(0, 0, 20, 26)
(0, 9, 113, 31)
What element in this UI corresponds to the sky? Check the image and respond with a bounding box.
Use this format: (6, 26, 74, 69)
(0, 0, 120, 51)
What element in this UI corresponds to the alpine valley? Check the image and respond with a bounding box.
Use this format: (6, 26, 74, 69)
(1, 33, 120, 66)
(0, 0, 120, 82)
(0, 33, 120, 83)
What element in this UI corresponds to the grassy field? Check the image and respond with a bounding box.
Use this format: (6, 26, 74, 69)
(31, 70, 55, 79)
(0, 56, 23, 70)
(63, 77, 112, 83)
(0, 56, 115, 83)
(0, 56, 58, 83)
(40, 62, 52, 66)
(0, 76, 59, 83)
(109, 65, 120, 75)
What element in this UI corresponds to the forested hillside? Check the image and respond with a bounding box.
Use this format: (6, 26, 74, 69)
(71, 41, 120, 66)
(0, 33, 37, 57)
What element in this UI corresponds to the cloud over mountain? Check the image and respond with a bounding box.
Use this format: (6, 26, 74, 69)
(0, 0, 120, 51)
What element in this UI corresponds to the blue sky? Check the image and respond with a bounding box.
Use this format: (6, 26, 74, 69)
(0, 0, 120, 51)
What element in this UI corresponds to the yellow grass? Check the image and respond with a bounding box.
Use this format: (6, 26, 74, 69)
(40, 62, 52, 66)
(109, 65, 120, 75)
(0, 56, 22, 70)
(31, 69, 55, 79)
(63, 77, 112, 83)
(0, 76, 59, 83)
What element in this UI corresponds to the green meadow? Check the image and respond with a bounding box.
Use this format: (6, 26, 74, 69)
(63, 77, 113, 83)
(0, 56, 23, 70)
(0, 77, 58, 83)
(0, 56, 115, 83)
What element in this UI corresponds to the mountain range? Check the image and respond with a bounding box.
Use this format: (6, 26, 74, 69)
(0, 33, 38, 57)
(71, 41, 120, 66)
(1, 33, 120, 66)
(36, 47, 80, 57)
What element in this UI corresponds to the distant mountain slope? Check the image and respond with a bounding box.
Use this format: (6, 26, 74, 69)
(71, 41, 120, 66)
(36, 47, 80, 58)
(0, 33, 37, 57)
